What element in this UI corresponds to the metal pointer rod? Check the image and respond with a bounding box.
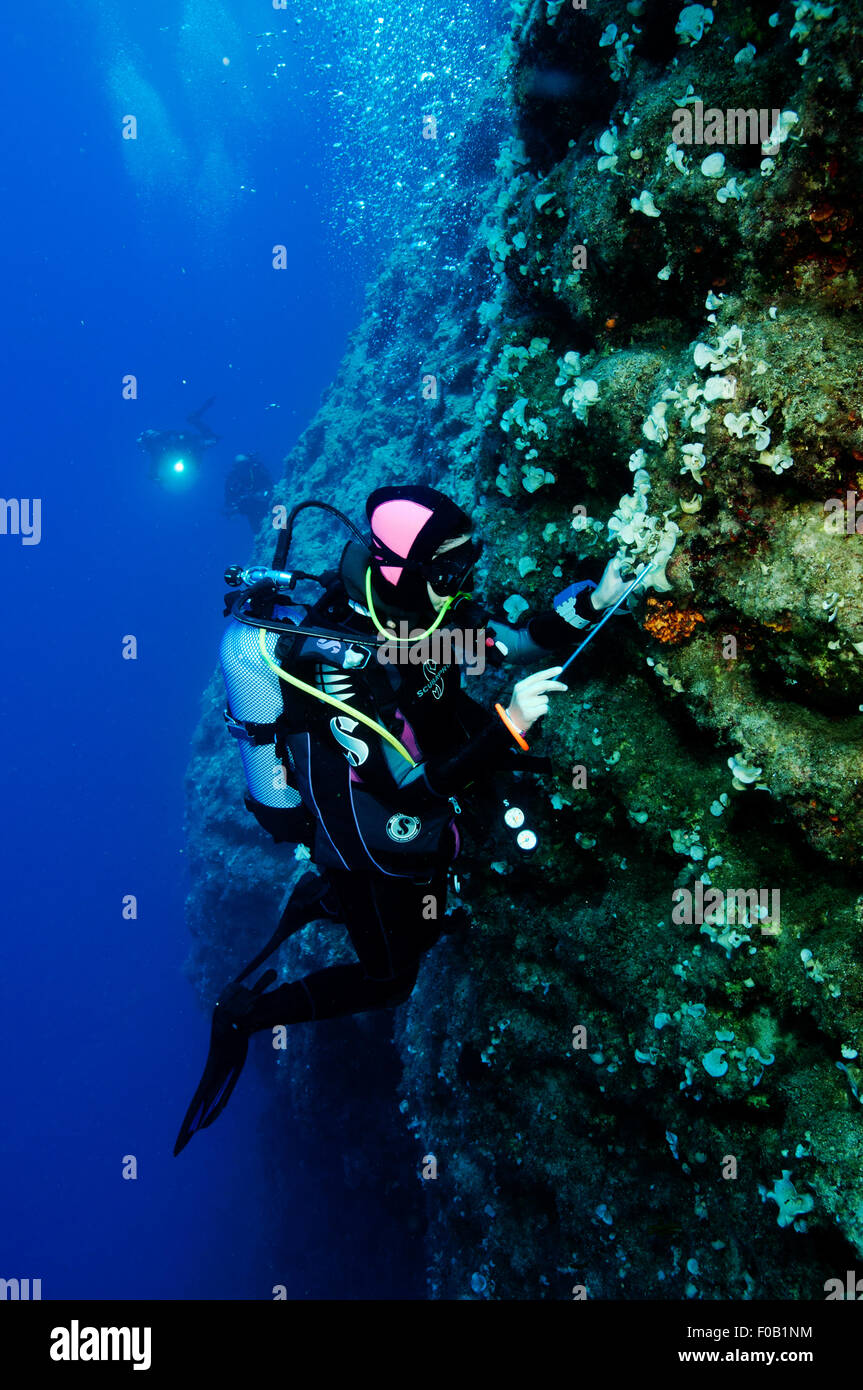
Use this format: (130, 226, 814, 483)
(558, 559, 658, 677)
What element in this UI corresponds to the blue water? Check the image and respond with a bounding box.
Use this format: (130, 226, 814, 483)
(0, 0, 503, 1298)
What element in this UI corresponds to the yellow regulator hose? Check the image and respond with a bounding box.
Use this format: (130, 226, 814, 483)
(257, 627, 417, 768)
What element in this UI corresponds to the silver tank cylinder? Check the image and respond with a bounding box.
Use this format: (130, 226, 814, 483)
(219, 619, 302, 809)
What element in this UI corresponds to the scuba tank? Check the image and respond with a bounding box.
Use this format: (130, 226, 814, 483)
(220, 603, 307, 814)
(219, 559, 408, 833)
(217, 501, 378, 845)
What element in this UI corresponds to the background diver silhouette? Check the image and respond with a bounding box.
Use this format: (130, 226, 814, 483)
(174, 484, 631, 1155)
(223, 452, 275, 528)
(137, 396, 220, 485)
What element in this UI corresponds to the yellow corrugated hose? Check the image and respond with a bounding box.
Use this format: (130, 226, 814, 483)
(257, 627, 417, 768)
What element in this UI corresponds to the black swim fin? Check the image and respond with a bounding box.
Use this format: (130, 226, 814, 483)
(173, 874, 335, 1156)
(173, 970, 276, 1157)
(186, 395, 219, 440)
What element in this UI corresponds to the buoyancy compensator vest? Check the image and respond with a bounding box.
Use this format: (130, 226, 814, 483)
(218, 501, 424, 851)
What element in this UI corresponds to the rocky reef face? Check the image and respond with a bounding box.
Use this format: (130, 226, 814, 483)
(185, 0, 863, 1298)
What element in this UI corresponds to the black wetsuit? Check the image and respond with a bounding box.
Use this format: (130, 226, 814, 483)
(240, 557, 600, 1032)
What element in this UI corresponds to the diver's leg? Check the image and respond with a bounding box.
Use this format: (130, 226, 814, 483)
(233, 871, 337, 984)
(175, 873, 335, 1152)
(174, 874, 440, 1151)
(328, 869, 448, 980)
(242, 957, 420, 1030)
(238, 870, 444, 1029)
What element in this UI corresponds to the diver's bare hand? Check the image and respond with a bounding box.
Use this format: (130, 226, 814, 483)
(506, 666, 568, 734)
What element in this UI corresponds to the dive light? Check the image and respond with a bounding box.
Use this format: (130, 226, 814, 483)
(157, 452, 199, 488)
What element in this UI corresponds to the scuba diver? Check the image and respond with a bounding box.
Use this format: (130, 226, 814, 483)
(174, 484, 632, 1155)
(224, 452, 275, 528)
(137, 397, 219, 487)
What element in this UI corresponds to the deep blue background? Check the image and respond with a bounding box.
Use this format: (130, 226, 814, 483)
(0, 0, 502, 1298)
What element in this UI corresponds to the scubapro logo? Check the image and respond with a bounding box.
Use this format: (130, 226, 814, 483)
(329, 715, 369, 767)
(386, 813, 422, 842)
(419, 660, 445, 700)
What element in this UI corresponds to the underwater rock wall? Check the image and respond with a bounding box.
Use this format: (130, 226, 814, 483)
(185, 0, 863, 1298)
